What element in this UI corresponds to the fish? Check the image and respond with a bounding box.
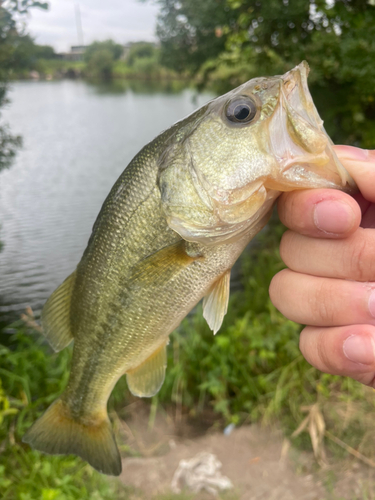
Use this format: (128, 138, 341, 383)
(23, 61, 355, 476)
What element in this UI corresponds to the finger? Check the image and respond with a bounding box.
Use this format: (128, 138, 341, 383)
(362, 203, 375, 229)
(352, 192, 371, 216)
(269, 269, 375, 327)
(277, 189, 360, 238)
(300, 324, 375, 386)
(334, 146, 375, 203)
(280, 228, 375, 281)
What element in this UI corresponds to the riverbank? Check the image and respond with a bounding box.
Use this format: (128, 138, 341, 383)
(10, 58, 189, 83)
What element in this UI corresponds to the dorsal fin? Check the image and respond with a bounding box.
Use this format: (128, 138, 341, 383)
(126, 342, 167, 398)
(41, 271, 76, 352)
(203, 270, 231, 335)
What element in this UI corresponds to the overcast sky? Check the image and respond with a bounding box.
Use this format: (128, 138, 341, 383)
(23, 0, 159, 52)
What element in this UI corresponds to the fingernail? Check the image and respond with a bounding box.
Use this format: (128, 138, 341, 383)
(369, 290, 375, 318)
(343, 335, 375, 365)
(314, 200, 355, 234)
(335, 145, 375, 162)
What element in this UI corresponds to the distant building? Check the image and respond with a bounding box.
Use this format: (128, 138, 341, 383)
(58, 45, 87, 62)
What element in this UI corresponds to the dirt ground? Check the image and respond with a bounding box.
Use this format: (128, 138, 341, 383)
(115, 403, 375, 500)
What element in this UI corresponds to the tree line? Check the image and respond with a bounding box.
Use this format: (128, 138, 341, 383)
(153, 0, 375, 147)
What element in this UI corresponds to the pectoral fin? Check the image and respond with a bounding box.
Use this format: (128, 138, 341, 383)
(203, 270, 231, 335)
(41, 271, 76, 352)
(126, 343, 168, 397)
(129, 241, 201, 287)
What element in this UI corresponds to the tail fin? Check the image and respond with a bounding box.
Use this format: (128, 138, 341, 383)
(22, 399, 122, 476)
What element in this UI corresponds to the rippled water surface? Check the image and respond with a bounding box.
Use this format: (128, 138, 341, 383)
(0, 80, 213, 322)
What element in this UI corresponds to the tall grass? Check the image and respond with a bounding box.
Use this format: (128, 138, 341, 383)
(0, 328, 128, 499)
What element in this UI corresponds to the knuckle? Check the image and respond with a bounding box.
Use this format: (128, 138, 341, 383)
(308, 280, 336, 325)
(316, 330, 333, 371)
(279, 231, 306, 269)
(315, 328, 344, 374)
(300, 327, 338, 374)
(279, 231, 292, 264)
(348, 234, 370, 281)
(278, 192, 299, 229)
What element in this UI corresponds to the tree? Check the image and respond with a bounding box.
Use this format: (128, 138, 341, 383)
(84, 40, 124, 80)
(126, 41, 157, 66)
(155, 0, 241, 73)
(0, 0, 48, 172)
(86, 49, 114, 80)
(84, 40, 123, 64)
(153, 0, 375, 146)
(34, 43, 56, 60)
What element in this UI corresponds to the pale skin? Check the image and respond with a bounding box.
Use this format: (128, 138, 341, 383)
(269, 145, 375, 387)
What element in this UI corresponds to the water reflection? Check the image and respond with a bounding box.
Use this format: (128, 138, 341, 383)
(0, 80, 214, 324)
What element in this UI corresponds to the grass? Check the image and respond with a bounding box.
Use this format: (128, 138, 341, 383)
(0, 327, 132, 500)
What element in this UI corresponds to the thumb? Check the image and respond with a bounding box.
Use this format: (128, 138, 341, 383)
(334, 146, 375, 203)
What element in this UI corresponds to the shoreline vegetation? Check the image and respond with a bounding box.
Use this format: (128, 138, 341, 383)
(7, 40, 192, 85)
(12, 59, 190, 83)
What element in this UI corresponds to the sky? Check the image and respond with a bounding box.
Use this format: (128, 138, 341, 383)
(23, 0, 160, 52)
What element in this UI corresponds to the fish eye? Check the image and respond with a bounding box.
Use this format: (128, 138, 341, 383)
(225, 96, 257, 124)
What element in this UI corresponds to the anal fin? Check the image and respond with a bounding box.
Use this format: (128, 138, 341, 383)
(41, 271, 76, 352)
(126, 343, 167, 398)
(203, 270, 231, 335)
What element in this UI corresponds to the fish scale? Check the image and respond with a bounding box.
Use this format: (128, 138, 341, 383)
(23, 62, 355, 476)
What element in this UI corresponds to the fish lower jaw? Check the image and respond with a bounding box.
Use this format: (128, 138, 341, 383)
(264, 161, 346, 191)
(278, 152, 329, 172)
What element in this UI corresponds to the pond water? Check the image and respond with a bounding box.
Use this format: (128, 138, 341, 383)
(0, 80, 213, 324)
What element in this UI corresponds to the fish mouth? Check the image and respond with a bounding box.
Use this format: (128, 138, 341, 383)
(265, 61, 355, 191)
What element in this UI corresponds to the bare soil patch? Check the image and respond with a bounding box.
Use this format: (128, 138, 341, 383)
(116, 403, 375, 499)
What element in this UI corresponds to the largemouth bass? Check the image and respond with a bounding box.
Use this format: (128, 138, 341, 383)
(23, 62, 355, 475)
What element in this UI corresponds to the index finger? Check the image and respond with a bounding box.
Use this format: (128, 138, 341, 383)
(334, 146, 375, 204)
(277, 188, 361, 238)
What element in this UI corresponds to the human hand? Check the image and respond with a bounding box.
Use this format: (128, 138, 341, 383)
(269, 146, 375, 386)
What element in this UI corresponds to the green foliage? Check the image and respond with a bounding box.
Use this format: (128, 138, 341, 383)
(34, 58, 84, 79)
(9, 34, 57, 76)
(0, 1, 49, 77)
(153, 0, 375, 147)
(0, 0, 50, 173)
(86, 48, 115, 81)
(34, 43, 56, 60)
(5, 1, 48, 14)
(111, 44, 180, 81)
(0, 123, 22, 171)
(0, 326, 126, 500)
(84, 40, 124, 80)
(84, 40, 124, 63)
(156, 0, 239, 73)
(126, 42, 158, 66)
